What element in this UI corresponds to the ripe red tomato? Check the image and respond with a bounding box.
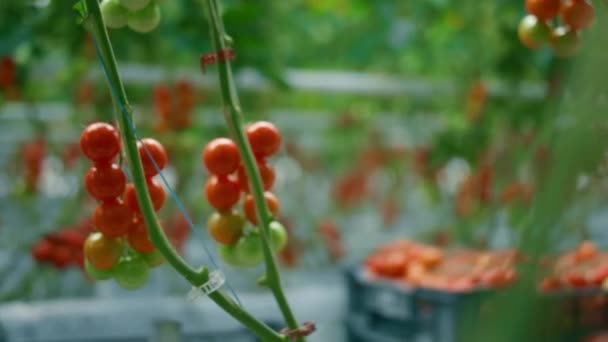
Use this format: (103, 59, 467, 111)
(50, 246, 72, 269)
(124, 179, 166, 213)
(138, 138, 167, 176)
(127, 218, 155, 253)
(237, 161, 275, 193)
(243, 192, 280, 225)
(114, 255, 149, 290)
(564, 272, 587, 288)
(589, 266, 608, 286)
(207, 211, 245, 245)
(84, 232, 122, 270)
(205, 176, 241, 211)
(85, 164, 126, 200)
(525, 0, 561, 20)
(80, 123, 121, 163)
(31, 240, 53, 262)
(561, 0, 594, 30)
(246, 121, 281, 157)
(93, 200, 132, 238)
(518, 15, 552, 50)
(203, 138, 240, 176)
(551, 27, 580, 58)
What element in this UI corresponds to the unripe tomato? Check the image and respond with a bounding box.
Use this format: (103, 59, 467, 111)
(203, 138, 240, 176)
(93, 200, 132, 238)
(141, 249, 165, 267)
(80, 123, 121, 163)
(237, 161, 275, 193)
(84, 232, 122, 270)
(518, 15, 552, 49)
(269, 221, 288, 252)
(114, 255, 149, 290)
(218, 244, 241, 266)
(234, 234, 264, 267)
(243, 192, 280, 225)
(561, 0, 594, 30)
(138, 138, 167, 177)
(118, 0, 150, 11)
(127, 218, 155, 253)
(525, 0, 561, 20)
(246, 121, 282, 158)
(124, 179, 166, 213)
(85, 164, 126, 200)
(207, 211, 245, 245)
(205, 176, 241, 211)
(551, 27, 580, 58)
(101, 0, 129, 29)
(127, 2, 161, 34)
(85, 259, 114, 280)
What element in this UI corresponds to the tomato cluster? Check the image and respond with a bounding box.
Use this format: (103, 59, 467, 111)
(80, 122, 168, 290)
(518, 0, 594, 57)
(100, 0, 161, 33)
(202, 121, 288, 268)
(153, 80, 196, 131)
(31, 219, 93, 270)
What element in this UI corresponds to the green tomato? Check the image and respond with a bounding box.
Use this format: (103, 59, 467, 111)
(127, 2, 161, 33)
(218, 244, 241, 267)
(101, 0, 129, 29)
(85, 259, 114, 281)
(118, 0, 150, 11)
(518, 15, 551, 50)
(114, 255, 149, 290)
(551, 26, 580, 58)
(141, 249, 165, 268)
(234, 234, 264, 267)
(269, 221, 288, 252)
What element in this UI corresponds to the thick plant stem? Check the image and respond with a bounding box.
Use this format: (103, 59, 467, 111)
(204, 0, 303, 338)
(79, 1, 285, 341)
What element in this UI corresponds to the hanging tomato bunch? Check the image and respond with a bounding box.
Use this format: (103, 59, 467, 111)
(100, 0, 162, 33)
(31, 219, 93, 270)
(518, 0, 595, 57)
(80, 122, 166, 290)
(153, 80, 197, 132)
(202, 121, 288, 267)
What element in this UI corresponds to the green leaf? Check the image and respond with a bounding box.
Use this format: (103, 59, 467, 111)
(73, 0, 88, 23)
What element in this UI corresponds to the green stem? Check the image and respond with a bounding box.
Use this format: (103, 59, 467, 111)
(203, 0, 302, 338)
(79, 2, 285, 341)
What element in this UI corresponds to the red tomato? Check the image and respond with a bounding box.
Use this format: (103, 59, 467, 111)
(51, 246, 72, 269)
(237, 160, 275, 193)
(203, 138, 240, 176)
(205, 176, 241, 211)
(576, 240, 597, 262)
(80, 123, 121, 163)
(138, 138, 167, 176)
(564, 272, 587, 288)
(589, 266, 608, 286)
(207, 211, 245, 245)
(31, 240, 53, 262)
(246, 121, 282, 157)
(56, 230, 86, 249)
(561, 0, 594, 30)
(85, 164, 126, 200)
(243, 191, 280, 225)
(127, 218, 155, 253)
(124, 179, 166, 213)
(93, 199, 132, 238)
(525, 0, 561, 20)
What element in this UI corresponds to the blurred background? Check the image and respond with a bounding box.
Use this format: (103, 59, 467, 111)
(1, 0, 608, 341)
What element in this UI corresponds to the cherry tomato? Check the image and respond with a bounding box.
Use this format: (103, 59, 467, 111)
(246, 121, 282, 157)
(118, 0, 149, 11)
(138, 138, 167, 176)
(525, 0, 561, 20)
(589, 266, 608, 286)
(203, 138, 240, 176)
(84, 232, 122, 270)
(243, 192, 280, 225)
(518, 15, 551, 49)
(114, 255, 149, 290)
(50, 246, 72, 269)
(564, 272, 587, 288)
(561, 0, 594, 30)
(205, 176, 241, 211)
(93, 199, 132, 238)
(269, 221, 288, 252)
(127, 2, 161, 33)
(56, 230, 86, 249)
(127, 218, 155, 253)
(234, 234, 264, 267)
(31, 240, 53, 262)
(551, 27, 580, 58)
(141, 249, 165, 267)
(218, 244, 242, 266)
(101, 0, 129, 29)
(207, 211, 245, 245)
(80, 123, 121, 163)
(85, 164, 126, 200)
(237, 161, 275, 193)
(85, 259, 114, 280)
(124, 179, 166, 213)
(576, 240, 597, 262)
(540, 276, 561, 292)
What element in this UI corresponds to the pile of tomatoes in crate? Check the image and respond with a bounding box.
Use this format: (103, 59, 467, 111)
(365, 239, 608, 293)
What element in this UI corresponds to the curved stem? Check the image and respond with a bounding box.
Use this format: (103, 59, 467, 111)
(203, 0, 302, 338)
(78, 2, 285, 341)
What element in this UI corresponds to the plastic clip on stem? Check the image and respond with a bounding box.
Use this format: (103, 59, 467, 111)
(78, 1, 286, 341)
